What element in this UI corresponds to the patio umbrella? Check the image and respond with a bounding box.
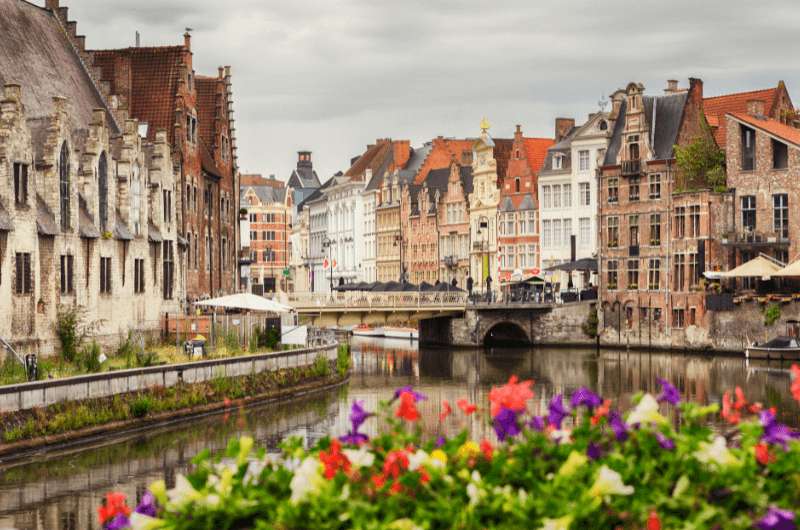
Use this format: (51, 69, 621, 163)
(194, 292, 292, 313)
(401, 282, 420, 291)
(419, 281, 434, 291)
(384, 281, 403, 291)
(720, 255, 783, 280)
(370, 282, 387, 291)
(545, 257, 598, 273)
(773, 258, 800, 277)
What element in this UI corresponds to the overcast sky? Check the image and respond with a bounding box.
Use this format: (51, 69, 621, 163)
(62, 0, 800, 182)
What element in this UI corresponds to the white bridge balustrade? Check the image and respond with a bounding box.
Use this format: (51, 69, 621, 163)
(286, 291, 469, 312)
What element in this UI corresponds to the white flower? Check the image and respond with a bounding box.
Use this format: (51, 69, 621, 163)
(550, 429, 572, 444)
(539, 515, 574, 530)
(289, 457, 325, 504)
(129, 512, 164, 530)
(343, 447, 375, 469)
(167, 475, 202, 509)
(694, 436, 740, 467)
(557, 450, 588, 477)
(407, 449, 429, 471)
(626, 394, 667, 426)
(466, 470, 485, 507)
(588, 465, 634, 499)
(282, 456, 302, 472)
(244, 459, 267, 486)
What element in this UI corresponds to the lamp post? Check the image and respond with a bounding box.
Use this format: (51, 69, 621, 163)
(393, 233, 406, 282)
(477, 215, 489, 292)
(322, 235, 333, 292)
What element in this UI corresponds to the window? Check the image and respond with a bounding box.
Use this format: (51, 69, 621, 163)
(553, 219, 562, 247)
(15, 252, 32, 294)
(59, 142, 70, 230)
(60, 255, 74, 295)
(527, 244, 537, 267)
(607, 260, 618, 289)
(579, 182, 591, 206)
(134, 258, 145, 294)
(505, 214, 514, 235)
(607, 216, 619, 247)
(515, 178, 520, 193)
(508, 245, 516, 269)
(689, 205, 701, 237)
(130, 163, 141, 236)
(688, 252, 699, 287)
(249, 213, 256, 223)
(163, 241, 174, 300)
(13, 162, 28, 206)
(627, 135, 640, 160)
(674, 207, 686, 239)
(648, 258, 661, 290)
(543, 185, 552, 209)
(672, 308, 685, 329)
(563, 184, 572, 207)
(674, 253, 686, 291)
(579, 217, 591, 247)
(629, 176, 640, 201)
(100, 257, 112, 294)
(742, 196, 756, 231)
(774, 193, 789, 238)
(773, 140, 788, 169)
(741, 125, 755, 171)
(648, 174, 661, 199)
(608, 177, 619, 203)
(251, 231, 257, 241)
(579, 150, 590, 171)
(526, 211, 536, 234)
(206, 235, 211, 271)
(553, 154, 563, 170)
(649, 214, 661, 245)
(629, 215, 639, 246)
(543, 220, 552, 248)
(627, 259, 639, 289)
(552, 184, 562, 208)
(162, 189, 172, 224)
(563, 219, 572, 247)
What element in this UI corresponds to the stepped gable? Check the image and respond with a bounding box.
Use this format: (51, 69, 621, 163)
(0, 0, 117, 133)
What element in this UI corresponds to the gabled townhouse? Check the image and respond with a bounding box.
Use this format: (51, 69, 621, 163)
(497, 125, 553, 283)
(438, 160, 473, 287)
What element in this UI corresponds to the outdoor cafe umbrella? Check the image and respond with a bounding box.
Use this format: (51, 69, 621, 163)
(384, 281, 403, 291)
(419, 281, 434, 291)
(545, 257, 598, 273)
(370, 282, 387, 292)
(194, 293, 292, 349)
(719, 255, 783, 280)
(773, 258, 800, 277)
(401, 282, 420, 291)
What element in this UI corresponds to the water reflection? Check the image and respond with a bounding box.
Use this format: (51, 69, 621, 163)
(1, 339, 798, 529)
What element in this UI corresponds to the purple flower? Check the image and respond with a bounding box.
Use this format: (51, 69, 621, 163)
(393, 385, 427, 402)
(349, 400, 372, 432)
(587, 442, 602, 460)
(134, 491, 157, 518)
(656, 378, 681, 405)
(655, 432, 675, 451)
(105, 514, 131, 530)
(547, 394, 570, 429)
(435, 435, 446, 448)
(609, 411, 628, 442)
(339, 431, 369, 445)
(528, 416, 546, 432)
(570, 387, 602, 411)
(760, 410, 800, 451)
(756, 507, 796, 530)
(493, 407, 521, 441)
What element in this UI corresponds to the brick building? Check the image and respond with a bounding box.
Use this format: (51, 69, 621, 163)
(90, 30, 239, 301)
(598, 79, 729, 343)
(438, 160, 473, 287)
(497, 125, 553, 282)
(0, 0, 183, 355)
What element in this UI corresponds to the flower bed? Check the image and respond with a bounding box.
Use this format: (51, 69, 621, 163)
(99, 366, 800, 529)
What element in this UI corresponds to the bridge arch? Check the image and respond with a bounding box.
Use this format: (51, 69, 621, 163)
(483, 321, 531, 347)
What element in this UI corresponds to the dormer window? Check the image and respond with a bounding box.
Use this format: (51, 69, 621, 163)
(553, 154, 564, 170)
(186, 114, 197, 144)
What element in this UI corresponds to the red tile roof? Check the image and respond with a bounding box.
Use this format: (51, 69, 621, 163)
(415, 138, 474, 184)
(704, 88, 778, 148)
(241, 174, 285, 188)
(345, 140, 392, 180)
(523, 137, 555, 175)
(91, 46, 186, 143)
(195, 75, 221, 148)
(493, 139, 514, 180)
(728, 112, 800, 147)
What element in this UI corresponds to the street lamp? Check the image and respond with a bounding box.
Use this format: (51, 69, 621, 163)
(393, 233, 407, 283)
(477, 215, 489, 291)
(322, 235, 334, 292)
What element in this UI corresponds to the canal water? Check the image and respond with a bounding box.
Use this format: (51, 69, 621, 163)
(1, 338, 798, 529)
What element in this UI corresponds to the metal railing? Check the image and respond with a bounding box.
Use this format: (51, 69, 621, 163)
(287, 291, 469, 310)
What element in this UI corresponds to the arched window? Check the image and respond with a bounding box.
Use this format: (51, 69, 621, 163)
(130, 163, 141, 235)
(59, 142, 70, 230)
(98, 152, 108, 231)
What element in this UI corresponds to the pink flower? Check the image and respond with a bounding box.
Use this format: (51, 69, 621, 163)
(439, 399, 452, 422)
(395, 391, 420, 422)
(488, 375, 534, 418)
(457, 398, 477, 415)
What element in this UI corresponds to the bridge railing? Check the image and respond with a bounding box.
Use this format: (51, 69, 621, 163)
(287, 291, 468, 310)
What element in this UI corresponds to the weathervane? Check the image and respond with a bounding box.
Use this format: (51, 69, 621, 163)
(597, 94, 608, 112)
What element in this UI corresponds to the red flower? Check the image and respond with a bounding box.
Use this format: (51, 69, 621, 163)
(383, 449, 409, 479)
(791, 364, 800, 402)
(97, 492, 131, 525)
(734, 386, 747, 410)
(395, 391, 421, 422)
(419, 469, 430, 484)
(722, 391, 741, 425)
(319, 439, 351, 479)
(591, 399, 612, 426)
(755, 442, 774, 465)
(480, 439, 494, 461)
(439, 399, 452, 422)
(456, 398, 478, 415)
(646, 510, 661, 530)
(371, 474, 386, 489)
(390, 481, 403, 495)
(488, 375, 534, 418)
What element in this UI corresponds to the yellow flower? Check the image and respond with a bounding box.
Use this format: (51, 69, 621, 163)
(237, 436, 254, 465)
(430, 449, 448, 468)
(557, 451, 588, 477)
(588, 465, 634, 499)
(456, 440, 481, 460)
(626, 394, 667, 426)
(149, 479, 167, 506)
(539, 515, 573, 530)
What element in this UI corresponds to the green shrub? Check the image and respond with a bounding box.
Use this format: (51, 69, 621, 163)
(136, 350, 159, 367)
(224, 329, 241, 353)
(118, 331, 137, 368)
(55, 306, 82, 363)
(78, 340, 103, 373)
(582, 308, 599, 338)
(337, 344, 351, 376)
(763, 303, 781, 327)
(311, 354, 330, 377)
(130, 396, 152, 418)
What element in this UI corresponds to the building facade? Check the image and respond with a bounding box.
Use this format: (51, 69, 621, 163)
(438, 161, 473, 287)
(376, 172, 403, 282)
(469, 121, 503, 292)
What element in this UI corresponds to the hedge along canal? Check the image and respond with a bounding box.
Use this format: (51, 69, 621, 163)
(0, 342, 351, 463)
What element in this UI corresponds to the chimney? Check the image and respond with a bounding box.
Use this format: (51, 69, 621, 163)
(297, 151, 312, 169)
(393, 140, 411, 169)
(554, 118, 575, 142)
(664, 79, 679, 93)
(183, 31, 191, 51)
(135, 31, 140, 47)
(688, 77, 704, 104)
(218, 66, 224, 79)
(45, 0, 59, 11)
(514, 124, 523, 139)
(747, 99, 766, 117)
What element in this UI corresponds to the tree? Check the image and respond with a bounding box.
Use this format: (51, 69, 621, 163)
(674, 122, 726, 192)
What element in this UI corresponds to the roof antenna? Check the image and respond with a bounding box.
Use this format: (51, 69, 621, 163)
(135, 31, 140, 47)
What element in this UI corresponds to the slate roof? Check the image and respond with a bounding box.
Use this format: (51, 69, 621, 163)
(0, 0, 117, 133)
(113, 210, 133, 241)
(36, 195, 58, 236)
(92, 45, 186, 142)
(288, 162, 321, 190)
(0, 202, 12, 231)
(728, 112, 800, 148)
(147, 221, 162, 243)
(704, 87, 779, 148)
(366, 143, 431, 192)
(499, 193, 535, 212)
(78, 195, 100, 239)
(604, 92, 688, 165)
(242, 185, 287, 205)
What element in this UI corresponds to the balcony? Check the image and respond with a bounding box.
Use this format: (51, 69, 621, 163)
(620, 159, 643, 177)
(720, 231, 790, 247)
